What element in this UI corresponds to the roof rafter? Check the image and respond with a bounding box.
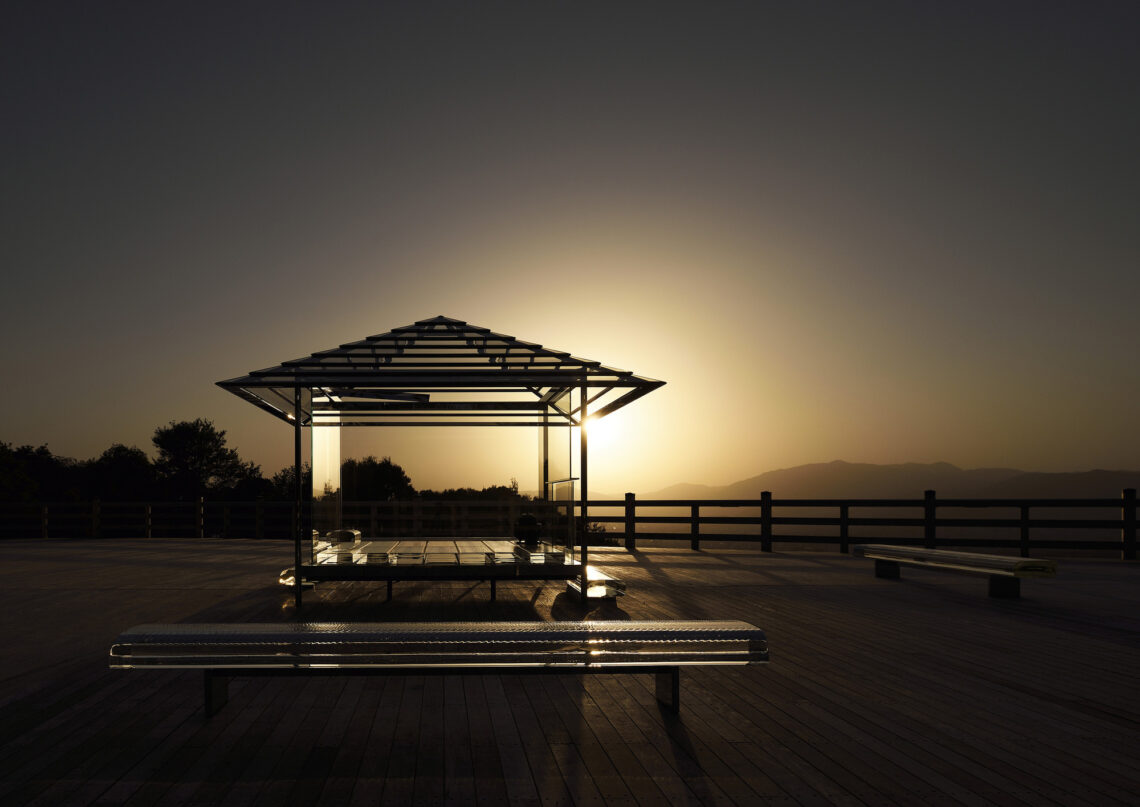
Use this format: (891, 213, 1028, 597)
(218, 315, 663, 427)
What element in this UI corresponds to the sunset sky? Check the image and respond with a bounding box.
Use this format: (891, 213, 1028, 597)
(3, 2, 1137, 494)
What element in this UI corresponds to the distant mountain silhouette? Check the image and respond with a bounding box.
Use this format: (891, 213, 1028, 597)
(650, 460, 1140, 499)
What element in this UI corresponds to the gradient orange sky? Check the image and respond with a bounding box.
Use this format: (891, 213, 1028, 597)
(2, 3, 1138, 494)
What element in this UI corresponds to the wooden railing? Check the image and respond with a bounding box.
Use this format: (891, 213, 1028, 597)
(0, 499, 567, 542)
(584, 489, 1138, 559)
(0, 500, 299, 540)
(3, 489, 1136, 559)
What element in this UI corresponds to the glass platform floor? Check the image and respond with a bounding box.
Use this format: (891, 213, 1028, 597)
(311, 539, 573, 567)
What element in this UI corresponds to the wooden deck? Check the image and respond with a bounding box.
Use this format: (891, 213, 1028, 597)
(1, 538, 1138, 806)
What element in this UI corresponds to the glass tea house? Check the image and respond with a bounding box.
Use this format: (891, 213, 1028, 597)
(217, 316, 664, 606)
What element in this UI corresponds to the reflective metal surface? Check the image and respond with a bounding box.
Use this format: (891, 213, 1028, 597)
(852, 544, 1058, 577)
(110, 620, 769, 669)
(310, 539, 571, 567)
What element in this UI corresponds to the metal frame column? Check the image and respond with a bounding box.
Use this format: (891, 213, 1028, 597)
(294, 386, 303, 610)
(579, 382, 588, 590)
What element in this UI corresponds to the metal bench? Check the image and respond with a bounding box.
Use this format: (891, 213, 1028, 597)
(109, 620, 768, 716)
(852, 544, 1057, 598)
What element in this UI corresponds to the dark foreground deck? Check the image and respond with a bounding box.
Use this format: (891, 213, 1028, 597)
(1, 538, 1138, 806)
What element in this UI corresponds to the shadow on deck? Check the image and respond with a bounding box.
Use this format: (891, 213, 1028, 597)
(1, 538, 1138, 805)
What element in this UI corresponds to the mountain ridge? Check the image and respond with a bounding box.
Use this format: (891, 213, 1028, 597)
(647, 460, 1140, 500)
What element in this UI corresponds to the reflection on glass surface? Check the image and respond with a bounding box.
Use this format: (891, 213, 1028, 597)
(308, 539, 580, 568)
(540, 390, 576, 501)
(549, 479, 576, 548)
(312, 412, 342, 540)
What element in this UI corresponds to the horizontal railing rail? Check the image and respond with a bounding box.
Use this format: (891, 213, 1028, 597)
(3, 489, 1135, 559)
(583, 489, 1137, 559)
(0, 498, 570, 542)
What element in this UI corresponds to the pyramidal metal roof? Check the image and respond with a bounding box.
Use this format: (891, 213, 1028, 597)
(217, 315, 665, 426)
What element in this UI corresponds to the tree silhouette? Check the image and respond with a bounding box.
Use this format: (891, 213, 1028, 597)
(270, 463, 312, 500)
(152, 419, 250, 500)
(0, 443, 82, 501)
(0, 442, 38, 502)
(341, 456, 414, 501)
(87, 444, 157, 501)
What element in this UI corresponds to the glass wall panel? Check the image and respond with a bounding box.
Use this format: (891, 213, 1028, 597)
(311, 416, 342, 538)
(538, 413, 568, 501)
(548, 478, 576, 552)
(536, 387, 581, 553)
(541, 389, 575, 500)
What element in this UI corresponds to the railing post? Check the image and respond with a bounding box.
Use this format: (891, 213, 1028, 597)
(223, 505, 231, 539)
(924, 490, 936, 549)
(624, 492, 636, 551)
(256, 502, 264, 540)
(1123, 488, 1136, 561)
(839, 504, 849, 553)
(197, 497, 205, 539)
(414, 501, 424, 537)
(92, 499, 100, 538)
(145, 504, 152, 539)
(41, 505, 49, 539)
(760, 491, 772, 552)
(1020, 505, 1030, 557)
(690, 504, 700, 551)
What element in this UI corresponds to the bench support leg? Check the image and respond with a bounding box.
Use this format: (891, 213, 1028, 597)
(988, 576, 1020, 598)
(387, 580, 393, 601)
(490, 579, 496, 601)
(204, 671, 229, 718)
(874, 559, 900, 579)
(655, 668, 680, 712)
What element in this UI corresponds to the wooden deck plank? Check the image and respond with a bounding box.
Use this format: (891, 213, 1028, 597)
(21, 672, 194, 807)
(439, 675, 477, 804)
(606, 672, 786, 806)
(482, 676, 546, 807)
(682, 674, 913, 807)
(176, 678, 290, 807)
(412, 675, 448, 805)
(713, 585, 1140, 803)
(577, 677, 718, 805)
(532, 674, 636, 805)
(684, 591, 1085, 805)
(564, 676, 673, 806)
(315, 680, 383, 806)
(0, 669, 140, 789)
(7, 673, 186, 804)
(379, 675, 425, 806)
(346, 677, 400, 807)
(763, 649, 1124, 806)
(2, 539, 1140, 806)
(461, 676, 511, 806)
(684, 560, 1140, 802)
(248, 677, 334, 807)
